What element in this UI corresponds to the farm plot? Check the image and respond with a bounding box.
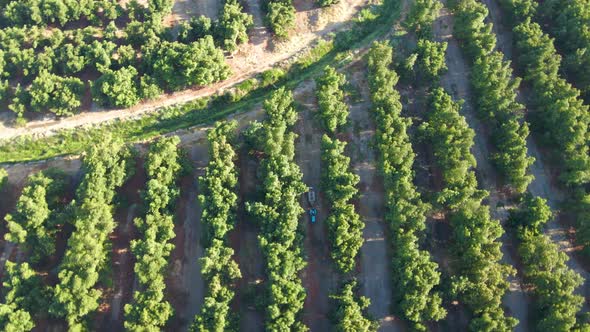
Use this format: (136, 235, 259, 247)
(3, 0, 590, 330)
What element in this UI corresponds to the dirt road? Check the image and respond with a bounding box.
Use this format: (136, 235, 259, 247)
(178, 182, 204, 330)
(346, 65, 403, 331)
(433, 3, 530, 330)
(108, 204, 138, 328)
(233, 148, 265, 332)
(293, 82, 338, 331)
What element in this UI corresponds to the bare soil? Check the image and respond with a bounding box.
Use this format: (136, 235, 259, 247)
(345, 62, 403, 331)
(292, 81, 339, 331)
(106, 204, 138, 328)
(98, 156, 146, 331)
(164, 0, 219, 27)
(163, 139, 208, 331)
(232, 147, 265, 332)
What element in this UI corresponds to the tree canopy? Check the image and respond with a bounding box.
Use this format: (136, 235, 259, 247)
(124, 136, 181, 331)
(422, 88, 516, 331)
(50, 134, 131, 330)
(191, 121, 241, 332)
(92, 66, 140, 108)
(368, 42, 445, 330)
(453, 0, 534, 193)
(246, 88, 307, 331)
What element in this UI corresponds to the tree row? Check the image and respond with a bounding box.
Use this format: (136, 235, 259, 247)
(452, 0, 534, 193)
(316, 66, 375, 331)
(509, 195, 587, 330)
(368, 41, 446, 331)
(316, 66, 364, 274)
(245, 88, 307, 331)
(452, 1, 590, 330)
(497, 0, 590, 187)
(406, 1, 517, 329)
(123, 136, 181, 330)
(497, 0, 590, 254)
(421, 87, 516, 331)
(535, 0, 590, 101)
(191, 121, 242, 331)
(1, 170, 68, 331)
(50, 134, 132, 330)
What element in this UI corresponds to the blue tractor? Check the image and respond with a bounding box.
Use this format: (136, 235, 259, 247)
(307, 187, 317, 224)
(309, 208, 317, 224)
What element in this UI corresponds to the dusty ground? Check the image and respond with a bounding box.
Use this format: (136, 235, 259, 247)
(345, 62, 402, 331)
(232, 147, 265, 332)
(95, 157, 146, 331)
(165, 161, 204, 330)
(0, 0, 368, 140)
(164, 0, 219, 26)
(107, 204, 138, 328)
(292, 81, 339, 331)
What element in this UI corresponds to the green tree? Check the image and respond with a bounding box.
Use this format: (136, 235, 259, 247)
(124, 136, 181, 331)
(331, 280, 376, 332)
(422, 87, 516, 331)
(4, 173, 56, 263)
(9, 84, 28, 120)
(368, 42, 446, 330)
(143, 37, 230, 91)
(316, 66, 348, 134)
(246, 88, 307, 331)
(420, 88, 478, 207)
(178, 16, 213, 43)
(538, 0, 590, 99)
(318, 0, 338, 6)
(510, 196, 586, 331)
(217, 0, 253, 52)
(321, 135, 363, 273)
(92, 66, 140, 108)
(0, 261, 49, 332)
(28, 71, 83, 116)
(192, 121, 241, 331)
(267, 0, 295, 39)
(513, 19, 590, 185)
(0, 169, 7, 191)
(415, 39, 447, 81)
(453, 0, 534, 193)
(51, 135, 130, 330)
(405, 0, 442, 36)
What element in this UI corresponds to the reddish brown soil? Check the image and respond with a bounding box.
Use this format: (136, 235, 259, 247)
(93, 157, 146, 331)
(231, 148, 265, 331)
(292, 82, 338, 331)
(164, 175, 192, 331)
